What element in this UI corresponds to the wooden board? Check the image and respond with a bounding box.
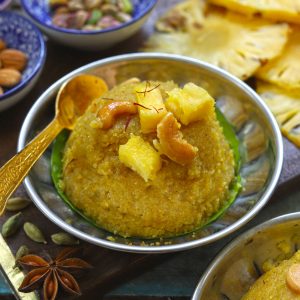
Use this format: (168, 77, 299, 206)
(0, 1, 300, 299)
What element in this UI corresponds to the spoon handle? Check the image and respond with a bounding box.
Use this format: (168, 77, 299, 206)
(0, 118, 62, 215)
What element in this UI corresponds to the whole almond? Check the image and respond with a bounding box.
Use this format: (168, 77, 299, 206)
(0, 49, 28, 71)
(0, 69, 22, 87)
(0, 86, 3, 95)
(0, 39, 6, 51)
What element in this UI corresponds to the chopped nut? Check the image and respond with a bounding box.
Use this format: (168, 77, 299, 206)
(287, 264, 300, 294)
(154, 112, 198, 165)
(0, 69, 22, 88)
(0, 49, 28, 71)
(98, 101, 137, 129)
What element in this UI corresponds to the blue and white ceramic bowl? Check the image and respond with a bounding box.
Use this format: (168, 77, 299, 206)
(0, 11, 46, 112)
(21, 0, 157, 50)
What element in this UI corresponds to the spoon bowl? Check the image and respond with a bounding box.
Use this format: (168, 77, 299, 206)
(0, 74, 108, 215)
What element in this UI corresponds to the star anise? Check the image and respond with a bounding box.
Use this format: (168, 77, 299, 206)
(18, 248, 92, 300)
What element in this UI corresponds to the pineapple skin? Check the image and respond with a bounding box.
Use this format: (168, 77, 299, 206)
(165, 83, 215, 125)
(135, 82, 167, 133)
(118, 134, 162, 182)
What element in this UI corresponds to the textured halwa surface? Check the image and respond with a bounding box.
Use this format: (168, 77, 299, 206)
(242, 251, 300, 300)
(62, 80, 235, 238)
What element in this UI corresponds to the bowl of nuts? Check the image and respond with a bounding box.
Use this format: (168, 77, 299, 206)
(0, 11, 46, 111)
(21, 0, 157, 51)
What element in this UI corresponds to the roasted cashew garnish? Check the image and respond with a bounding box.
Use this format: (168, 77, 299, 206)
(98, 101, 137, 129)
(155, 112, 198, 165)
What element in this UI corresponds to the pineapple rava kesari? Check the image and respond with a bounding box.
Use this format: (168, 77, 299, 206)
(60, 79, 236, 238)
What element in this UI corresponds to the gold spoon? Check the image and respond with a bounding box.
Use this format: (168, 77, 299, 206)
(0, 74, 108, 215)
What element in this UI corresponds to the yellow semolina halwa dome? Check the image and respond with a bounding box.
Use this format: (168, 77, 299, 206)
(61, 79, 235, 238)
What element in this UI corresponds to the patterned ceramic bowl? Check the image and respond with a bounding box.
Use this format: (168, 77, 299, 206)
(21, 0, 157, 50)
(0, 11, 46, 111)
(18, 53, 283, 253)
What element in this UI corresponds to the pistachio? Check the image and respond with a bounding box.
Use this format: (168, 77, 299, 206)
(68, 0, 84, 11)
(67, 10, 89, 28)
(98, 15, 120, 29)
(55, 6, 69, 14)
(101, 3, 119, 14)
(51, 232, 80, 246)
(0, 38, 6, 51)
(1, 212, 23, 238)
(84, 0, 102, 10)
(14, 245, 29, 268)
(0, 69, 22, 88)
(118, 0, 133, 14)
(115, 11, 132, 23)
(87, 9, 102, 25)
(6, 197, 31, 212)
(52, 13, 69, 27)
(0, 49, 28, 71)
(23, 222, 47, 244)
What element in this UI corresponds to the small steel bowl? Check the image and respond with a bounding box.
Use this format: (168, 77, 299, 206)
(18, 53, 283, 253)
(192, 212, 300, 299)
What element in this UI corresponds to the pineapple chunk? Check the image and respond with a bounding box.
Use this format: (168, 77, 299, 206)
(135, 82, 167, 133)
(118, 134, 161, 182)
(165, 83, 214, 125)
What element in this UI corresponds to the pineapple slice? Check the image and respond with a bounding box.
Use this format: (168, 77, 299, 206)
(256, 80, 300, 147)
(165, 83, 215, 125)
(209, 0, 300, 24)
(256, 27, 300, 90)
(156, 0, 206, 32)
(118, 134, 161, 181)
(143, 5, 289, 80)
(135, 82, 167, 133)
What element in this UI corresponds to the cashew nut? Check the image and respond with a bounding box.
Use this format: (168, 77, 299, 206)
(287, 264, 300, 294)
(155, 112, 198, 165)
(98, 101, 137, 129)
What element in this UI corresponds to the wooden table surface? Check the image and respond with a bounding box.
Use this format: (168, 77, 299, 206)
(1, 1, 300, 299)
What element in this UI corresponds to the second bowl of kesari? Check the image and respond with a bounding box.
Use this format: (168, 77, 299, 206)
(18, 53, 282, 252)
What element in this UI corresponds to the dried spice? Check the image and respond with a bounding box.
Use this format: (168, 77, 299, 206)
(6, 197, 31, 212)
(1, 212, 23, 238)
(14, 245, 30, 268)
(51, 232, 80, 246)
(23, 222, 47, 244)
(18, 248, 92, 300)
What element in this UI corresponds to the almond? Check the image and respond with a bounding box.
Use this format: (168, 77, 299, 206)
(0, 49, 28, 71)
(0, 86, 3, 96)
(0, 69, 22, 87)
(0, 39, 6, 51)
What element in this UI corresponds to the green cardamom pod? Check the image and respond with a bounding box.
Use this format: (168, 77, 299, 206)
(6, 197, 31, 212)
(1, 212, 23, 238)
(51, 232, 80, 246)
(14, 245, 29, 268)
(23, 222, 47, 244)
